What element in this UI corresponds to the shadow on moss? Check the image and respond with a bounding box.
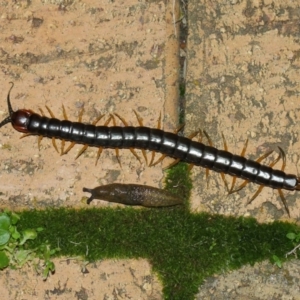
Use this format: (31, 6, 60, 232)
(18, 205, 299, 299)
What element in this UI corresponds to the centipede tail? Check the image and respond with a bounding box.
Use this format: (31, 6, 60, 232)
(1, 83, 300, 215)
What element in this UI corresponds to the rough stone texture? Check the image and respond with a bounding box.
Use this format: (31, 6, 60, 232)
(0, 0, 179, 299)
(0, 0, 179, 211)
(186, 1, 300, 299)
(1, 258, 163, 299)
(196, 259, 300, 300)
(186, 0, 300, 222)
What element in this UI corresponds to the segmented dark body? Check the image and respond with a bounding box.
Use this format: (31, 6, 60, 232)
(17, 113, 299, 191)
(0, 83, 299, 194)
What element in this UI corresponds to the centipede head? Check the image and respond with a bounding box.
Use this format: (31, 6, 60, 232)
(0, 82, 33, 133)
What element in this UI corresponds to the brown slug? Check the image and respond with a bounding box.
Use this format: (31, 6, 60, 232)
(83, 183, 183, 207)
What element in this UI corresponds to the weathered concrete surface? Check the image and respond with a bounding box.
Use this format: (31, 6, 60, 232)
(0, 0, 180, 211)
(186, 0, 300, 222)
(186, 1, 300, 299)
(0, 0, 178, 299)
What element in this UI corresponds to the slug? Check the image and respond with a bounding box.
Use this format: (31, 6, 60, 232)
(83, 183, 183, 207)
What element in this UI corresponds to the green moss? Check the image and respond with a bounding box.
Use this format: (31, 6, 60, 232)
(4, 162, 300, 299)
(17, 206, 300, 299)
(164, 162, 192, 210)
(10, 162, 300, 298)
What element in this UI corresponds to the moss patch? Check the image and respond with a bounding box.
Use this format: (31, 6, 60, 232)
(17, 206, 300, 299)
(3, 163, 300, 299)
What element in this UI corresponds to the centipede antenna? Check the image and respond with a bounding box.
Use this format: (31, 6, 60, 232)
(0, 83, 15, 128)
(0, 116, 12, 128)
(7, 82, 15, 116)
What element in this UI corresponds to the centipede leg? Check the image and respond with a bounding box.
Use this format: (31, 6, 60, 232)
(277, 147, 290, 216)
(75, 114, 106, 164)
(149, 113, 162, 167)
(278, 188, 290, 217)
(246, 149, 290, 216)
(229, 149, 274, 194)
(93, 115, 106, 166)
(160, 130, 198, 170)
(59, 105, 69, 155)
(187, 129, 203, 172)
(203, 130, 213, 188)
(36, 108, 45, 151)
(133, 110, 148, 165)
(110, 114, 122, 168)
(151, 123, 188, 168)
(220, 133, 230, 192)
(36, 107, 59, 153)
(62, 108, 93, 156)
(75, 145, 88, 160)
(228, 139, 249, 194)
(114, 112, 142, 164)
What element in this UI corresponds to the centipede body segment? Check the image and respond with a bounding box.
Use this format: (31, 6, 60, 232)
(1, 83, 299, 216)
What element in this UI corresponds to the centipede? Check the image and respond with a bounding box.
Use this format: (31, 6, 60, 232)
(0, 83, 299, 216)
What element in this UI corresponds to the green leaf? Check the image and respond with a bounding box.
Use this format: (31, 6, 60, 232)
(10, 226, 21, 240)
(19, 229, 37, 246)
(0, 214, 10, 230)
(0, 251, 9, 269)
(14, 249, 34, 266)
(272, 255, 282, 268)
(10, 212, 20, 225)
(0, 229, 10, 246)
(286, 233, 296, 240)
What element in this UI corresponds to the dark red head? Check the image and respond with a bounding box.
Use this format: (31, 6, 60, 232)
(0, 82, 34, 133)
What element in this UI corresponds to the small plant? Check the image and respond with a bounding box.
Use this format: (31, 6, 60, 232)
(0, 210, 59, 280)
(285, 231, 300, 259)
(272, 255, 282, 268)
